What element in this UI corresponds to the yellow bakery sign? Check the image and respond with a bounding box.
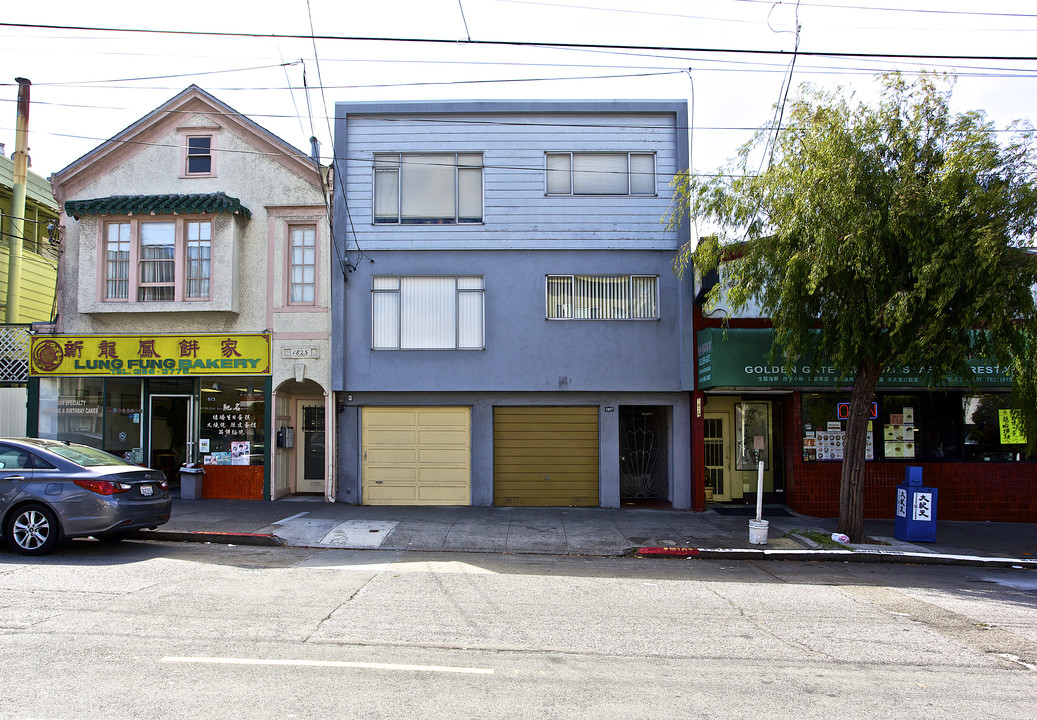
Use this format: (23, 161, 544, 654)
(31, 334, 271, 376)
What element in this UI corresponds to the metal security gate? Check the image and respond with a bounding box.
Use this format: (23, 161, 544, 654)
(703, 412, 731, 502)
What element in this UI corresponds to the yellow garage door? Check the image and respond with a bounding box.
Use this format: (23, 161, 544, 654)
(362, 407, 471, 505)
(494, 406, 599, 506)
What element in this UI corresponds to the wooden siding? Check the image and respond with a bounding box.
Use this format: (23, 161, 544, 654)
(344, 112, 680, 249)
(0, 247, 57, 322)
(493, 406, 599, 506)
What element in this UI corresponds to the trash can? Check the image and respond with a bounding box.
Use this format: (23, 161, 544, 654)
(179, 464, 205, 500)
(894, 466, 937, 542)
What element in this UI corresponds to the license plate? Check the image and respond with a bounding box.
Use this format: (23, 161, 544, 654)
(140, 484, 154, 497)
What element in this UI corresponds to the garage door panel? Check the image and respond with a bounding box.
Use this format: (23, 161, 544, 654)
(494, 406, 599, 507)
(365, 466, 418, 482)
(417, 431, 470, 446)
(363, 407, 471, 506)
(365, 430, 418, 445)
(366, 485, 420, 502)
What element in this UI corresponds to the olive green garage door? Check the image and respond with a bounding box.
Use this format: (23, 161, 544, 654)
(362, 407, 471, 505)
(493, 406, 599, 506)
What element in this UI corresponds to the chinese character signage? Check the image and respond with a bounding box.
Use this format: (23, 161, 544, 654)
(998, 408, 1027, 444)
(913, 491, 933, 522)
(30, 334, 271, 376)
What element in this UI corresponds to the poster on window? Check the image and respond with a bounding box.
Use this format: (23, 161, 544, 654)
(230, 441, 250, 465)
(814, 431, 873, 461)
(998, 408, 1027, 444)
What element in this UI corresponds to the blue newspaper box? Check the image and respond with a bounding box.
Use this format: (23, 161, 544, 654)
(894, 466, 937, 542)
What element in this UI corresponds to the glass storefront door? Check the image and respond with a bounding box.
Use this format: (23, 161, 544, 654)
(149, 394, 193, 484)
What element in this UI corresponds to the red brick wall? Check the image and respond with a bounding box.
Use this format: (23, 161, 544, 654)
(785, 392, 1037, 521)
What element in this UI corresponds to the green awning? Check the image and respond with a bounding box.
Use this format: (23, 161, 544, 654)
(696, 328, 1012, 389)
(65, 192, 251, 220)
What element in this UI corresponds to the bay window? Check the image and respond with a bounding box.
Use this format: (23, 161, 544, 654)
(102, 218, 213, 302)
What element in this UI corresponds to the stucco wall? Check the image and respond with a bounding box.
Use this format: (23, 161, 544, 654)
(55, 110, 332, 394)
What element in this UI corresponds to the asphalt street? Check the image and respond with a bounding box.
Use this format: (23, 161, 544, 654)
(0, 539, 1033, 719)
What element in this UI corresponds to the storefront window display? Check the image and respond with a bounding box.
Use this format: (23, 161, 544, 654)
(801, 393, 873, 462)
(38, 377, 105, 447)
(964, 393, 1028, 462)
(878, 393, 961, 461)
(803, 391, 1029, 462)
(199, 377, 265, 466)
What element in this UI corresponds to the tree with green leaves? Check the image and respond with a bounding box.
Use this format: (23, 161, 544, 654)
(672, 73, 1037, 541)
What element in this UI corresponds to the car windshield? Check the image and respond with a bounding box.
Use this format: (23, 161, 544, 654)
(45, 443, 134, 467)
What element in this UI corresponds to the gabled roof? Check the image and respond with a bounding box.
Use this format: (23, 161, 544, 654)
(51, 85, 321, 198)
(65, 192, 251, 220)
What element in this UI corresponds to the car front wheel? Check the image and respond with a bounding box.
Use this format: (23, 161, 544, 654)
(5, 503, 60, 556)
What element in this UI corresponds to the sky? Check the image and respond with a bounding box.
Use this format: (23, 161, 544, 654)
(3, 0, 1037, 180)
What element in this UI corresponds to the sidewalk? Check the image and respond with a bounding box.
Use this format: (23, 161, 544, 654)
(137, 497, 1037, 568)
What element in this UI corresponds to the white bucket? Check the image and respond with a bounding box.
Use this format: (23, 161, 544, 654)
(748, 519, 769, 545)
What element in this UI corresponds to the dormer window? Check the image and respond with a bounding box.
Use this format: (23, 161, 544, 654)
(183, 134, 216, 177)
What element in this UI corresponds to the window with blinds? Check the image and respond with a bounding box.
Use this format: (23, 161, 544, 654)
(373, 153, 483, 224)
(105, 222, 130, 299)
(545, 152, 656, 196)
(546, 275, 658, 320)
(185, 221, 211, 300)
(372, 276, 485, 349)
(138, 222, 176, 302)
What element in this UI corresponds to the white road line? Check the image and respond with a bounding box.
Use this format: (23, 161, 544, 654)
(272, 511, 310, 524)
(162, 656, 494, 675)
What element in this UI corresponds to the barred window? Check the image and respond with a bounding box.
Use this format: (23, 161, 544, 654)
(546, 275, 658, 320)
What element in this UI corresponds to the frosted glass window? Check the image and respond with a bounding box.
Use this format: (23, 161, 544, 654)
(373, 153, 483, 224)
(546, 152, 657, 196)
(629, 153, 656, 195)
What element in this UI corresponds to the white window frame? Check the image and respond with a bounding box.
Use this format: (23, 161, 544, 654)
(104, 222, 131, 300)
(372, 275, 485, 350)
(545, 152, 657, 196)
(546, 274, 659, 320)
(372, 152, 484, 225)
(100, 217, 214, 303)
(181, 133, 216, 177)
(288, 224, 318, 305)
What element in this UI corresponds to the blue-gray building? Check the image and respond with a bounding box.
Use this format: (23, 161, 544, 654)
(332, 100, 694, 508)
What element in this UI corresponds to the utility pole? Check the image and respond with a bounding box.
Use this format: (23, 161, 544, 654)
(6, 77, 30, 323)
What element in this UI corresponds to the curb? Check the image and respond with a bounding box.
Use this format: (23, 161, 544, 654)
(636, 546, 1037, 569)
(133, 530, 284, 547)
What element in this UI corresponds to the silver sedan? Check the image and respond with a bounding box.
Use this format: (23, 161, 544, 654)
(0, 438, 172, 556)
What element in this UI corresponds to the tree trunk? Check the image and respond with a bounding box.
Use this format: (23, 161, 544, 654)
(837, 360, 883, 542)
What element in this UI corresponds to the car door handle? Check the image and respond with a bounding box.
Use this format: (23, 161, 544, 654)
(2, 475, 26, 481)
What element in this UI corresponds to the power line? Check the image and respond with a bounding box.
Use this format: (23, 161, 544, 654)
(3, 21, 1037, 63)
